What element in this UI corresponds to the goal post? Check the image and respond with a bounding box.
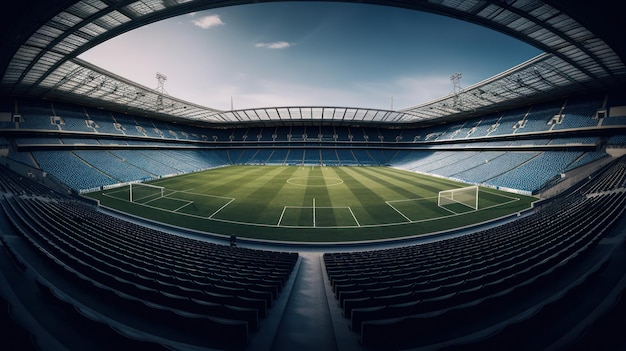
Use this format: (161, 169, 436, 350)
(129, 182, 164, 203)
(438, 185, 479, 211)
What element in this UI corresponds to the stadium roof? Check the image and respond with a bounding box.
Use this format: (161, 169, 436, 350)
(1, 0, 624, 126)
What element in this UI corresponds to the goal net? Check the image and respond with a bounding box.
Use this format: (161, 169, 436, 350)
(129, 183, 164, 203)
(438, 185, 479, 211)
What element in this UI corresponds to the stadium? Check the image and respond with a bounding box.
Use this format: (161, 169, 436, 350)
(1, 0, 626, 350)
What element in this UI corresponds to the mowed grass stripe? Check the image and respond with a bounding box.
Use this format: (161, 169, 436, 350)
(320, 166, 365, 226)
(333, 167, 409, 225)
(149, 167, 218, 188)
(294, 167, 316, 226)
(348, 166, 432, 200)
(371, 166, 466, 195)
(374, 167, 525, 212)
(88, 165, 538, 241)
(244, 166, 302, 225)
(339, 166, 480, 222)
(212, 166, 299, 225)
(194, 165, 275, 195)
(311, 174, 359, 227)
(321, 167, 360, 207)
(306, 167, 337, 226)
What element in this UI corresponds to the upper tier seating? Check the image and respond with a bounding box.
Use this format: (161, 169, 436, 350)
(551, 95, 603, 130)
(515, 101, 562, 133)
(16, 100, 59, 131)
(3, 94, 625, 144)
(1, 93, 623, 195)
(86, 108, 125, 135)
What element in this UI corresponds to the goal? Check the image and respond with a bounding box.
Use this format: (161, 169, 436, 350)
(129, 183, 164, 203)
(438, 185, 479, 211)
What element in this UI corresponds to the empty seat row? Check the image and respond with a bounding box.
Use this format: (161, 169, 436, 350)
(0, 187, 298, 349)
(323, 159, 626, 349)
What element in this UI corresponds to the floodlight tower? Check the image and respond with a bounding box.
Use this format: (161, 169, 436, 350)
(156, 72, 168, 91)
(155, 72, 168, 110)
(450, 72, 463, 108)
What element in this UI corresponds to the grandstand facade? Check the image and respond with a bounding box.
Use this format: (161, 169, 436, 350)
(2, 92, 625, 196)
(1, 1, 626, 350)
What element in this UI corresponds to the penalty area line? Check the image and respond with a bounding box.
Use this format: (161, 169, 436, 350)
(439, 205, 459, 215)
(385, 201, 413, 223)
(348, 207, 361, 227)
(172, 201, 194, 212)
(209, 198, 235, 219)
(277, 206, 287, 226)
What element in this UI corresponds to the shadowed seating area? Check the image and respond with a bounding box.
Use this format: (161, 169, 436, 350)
(1, 1, 626, 348)
(1, 156, 625, 350)
(0, 169, 298, 350)
(323, 157, 626, 350)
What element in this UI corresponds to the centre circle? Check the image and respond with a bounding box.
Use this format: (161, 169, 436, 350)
(286, 176, 344, 187)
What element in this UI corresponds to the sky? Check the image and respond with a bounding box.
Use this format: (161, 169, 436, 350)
(78, 2, 542, 111)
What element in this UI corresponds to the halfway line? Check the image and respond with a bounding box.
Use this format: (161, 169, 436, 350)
(313, 198, 316, 227)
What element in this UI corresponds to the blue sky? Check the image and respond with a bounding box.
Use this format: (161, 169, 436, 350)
(79, 2, 542, 111)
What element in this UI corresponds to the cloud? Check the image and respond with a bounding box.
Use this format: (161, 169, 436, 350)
(255, 41, 292, 49)
(191, 14, 224, 29)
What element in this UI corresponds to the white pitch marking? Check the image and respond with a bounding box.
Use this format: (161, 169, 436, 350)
(385, 201, 413, 223)
(209, 198, 235, 219)
(313, 198, 316, 227)
(173, 201, 194, 212)
(348, 207, 361, 227)
(277, 206, 287, 226)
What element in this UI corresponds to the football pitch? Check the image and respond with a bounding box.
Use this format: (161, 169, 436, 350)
(86, 165, 537, 242)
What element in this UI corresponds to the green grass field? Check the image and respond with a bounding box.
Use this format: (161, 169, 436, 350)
(86, 165, 537, 242)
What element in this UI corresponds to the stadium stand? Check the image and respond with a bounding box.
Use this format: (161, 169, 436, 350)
(5, 147, 38, 168)
(84, 108, 125, 135)
(1, 69, 625, 351)
(1, 1, 626, 349)
(0, 163, 298, 350)
(607, 135, 626, 147)
(285, 149, 304, 165)
(484, 151, 583, 192)
(8, 138, 622, 351)
(323, 156, 626, 350)
(563, 151, 609, 173)
(16, 100, 59, 131)
(108, 150, 182, 176)
(108, 114, 145, 137)
(31, 151, 117, 191)
(16, 137, 61, 145)
(321, 149, 341, 166)
(72, 150, 155, 183)
(551, 95, 604, 130)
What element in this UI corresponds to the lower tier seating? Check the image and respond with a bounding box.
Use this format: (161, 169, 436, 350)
(0, 191, 298, 350)
(324, 158, 626, 349)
